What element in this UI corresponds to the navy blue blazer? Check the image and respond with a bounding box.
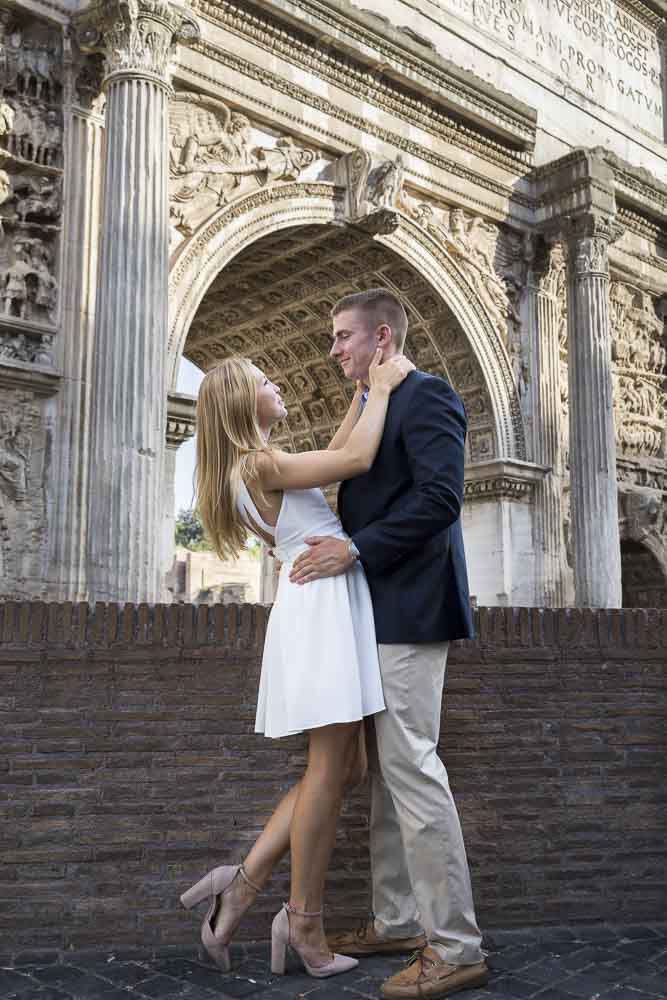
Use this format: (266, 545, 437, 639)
(338, 370, 474, 644)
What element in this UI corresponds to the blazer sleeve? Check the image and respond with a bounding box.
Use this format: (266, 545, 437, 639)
(352, 377, 466, 573)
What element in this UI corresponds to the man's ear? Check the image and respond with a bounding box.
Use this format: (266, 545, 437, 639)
(376, 323, 393, 349)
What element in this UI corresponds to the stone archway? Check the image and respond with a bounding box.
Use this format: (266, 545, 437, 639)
(181, 223, 499, 466)
(621, 539, 667, 608)
(167, 183, 524, 463)
(167, 182, 534, 604)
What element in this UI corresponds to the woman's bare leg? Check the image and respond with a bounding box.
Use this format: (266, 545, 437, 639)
(213, 722, 363, 944)
(213, 781, 301, 941)
(287, 721, 360, 966)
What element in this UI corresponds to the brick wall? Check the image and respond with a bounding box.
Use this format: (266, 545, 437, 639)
(1, 602, 666, 958)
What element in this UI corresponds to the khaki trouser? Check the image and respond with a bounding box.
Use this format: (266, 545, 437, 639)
(366, 642, 484, 966)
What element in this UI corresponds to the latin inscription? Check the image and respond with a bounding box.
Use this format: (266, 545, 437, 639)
(439, 0, 664, 132)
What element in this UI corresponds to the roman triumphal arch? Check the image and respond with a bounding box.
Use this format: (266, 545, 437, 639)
(0, 0, 665, 608)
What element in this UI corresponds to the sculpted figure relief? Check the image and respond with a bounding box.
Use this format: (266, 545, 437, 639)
(2, 99, 62, 166)
(367, 155, 404, 210)
(169, 93, 316, 236)
(405, 198, 521, 343)
(607, 283, 667, 460)
(613, 374, 665, 459)
(0, 411, 29, 502)
(0, 236, 58, 325)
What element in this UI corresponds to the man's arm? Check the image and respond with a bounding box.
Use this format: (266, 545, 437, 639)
(289, 377, 465, 584)
(352, 376, 466, 573)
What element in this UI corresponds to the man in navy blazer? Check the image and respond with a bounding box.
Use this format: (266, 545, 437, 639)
(290, 288, 487, 999)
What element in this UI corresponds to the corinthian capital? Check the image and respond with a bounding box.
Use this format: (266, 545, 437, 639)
(77, 0, 199, 87)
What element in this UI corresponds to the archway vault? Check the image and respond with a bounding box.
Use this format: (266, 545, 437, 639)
(168, 183, 525, 462)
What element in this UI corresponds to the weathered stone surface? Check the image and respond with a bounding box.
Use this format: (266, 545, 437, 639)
(0, 0, 664, 607)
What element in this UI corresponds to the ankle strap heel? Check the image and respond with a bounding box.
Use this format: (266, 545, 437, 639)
(238, 864, 262, 895)
(284, 902, 323, 917)
(269, 902, 359, 979)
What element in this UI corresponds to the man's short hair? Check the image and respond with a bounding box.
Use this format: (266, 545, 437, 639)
(331, 288, 409, 351)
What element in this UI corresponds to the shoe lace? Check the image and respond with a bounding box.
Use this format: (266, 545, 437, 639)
(406, 947, 426, 968)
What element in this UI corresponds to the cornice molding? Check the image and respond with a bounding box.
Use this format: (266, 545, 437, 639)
(601, 149, 667, 229)
(464, 459, 547, 503)
(0, 362, 62, 397)
(189, 0, 536, 159)
(166, 391, 197, 448)
(177, 50, 526, 209)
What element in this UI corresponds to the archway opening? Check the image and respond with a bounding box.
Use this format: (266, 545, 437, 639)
(183, 223, 497, 464)
(621, 540, 667, 608)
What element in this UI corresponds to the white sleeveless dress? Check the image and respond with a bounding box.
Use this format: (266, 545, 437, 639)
(238, 481, 385, 738)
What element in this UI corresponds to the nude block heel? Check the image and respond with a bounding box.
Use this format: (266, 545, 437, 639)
(270, 903, 359, 979)
(270, 909, 289, 975)
(180, 864, 261, 972)
(180, 872, 216, 910)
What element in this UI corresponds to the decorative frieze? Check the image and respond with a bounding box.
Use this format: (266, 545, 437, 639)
(402, 195, 522, 353)
(0, 328, 54, 365)
(169, 92, 315, 237)
(0, 8, 63, 342)
(609, 283, 666, 463)
(0, 386, 51, 599)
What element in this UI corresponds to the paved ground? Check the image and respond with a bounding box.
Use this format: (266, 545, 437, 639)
(2, 924, 667, 1000)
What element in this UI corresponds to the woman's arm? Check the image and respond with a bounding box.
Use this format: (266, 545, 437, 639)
(257, 354, 413, 492)
(328, 384, 364, 451)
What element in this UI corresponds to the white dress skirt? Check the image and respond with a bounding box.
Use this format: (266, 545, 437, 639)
(238, 481, 385, 739)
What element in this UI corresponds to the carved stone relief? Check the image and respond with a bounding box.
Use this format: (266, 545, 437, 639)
(610, 284, 666, 462)
(184, 223, 497, 463)
(0, 387, 49, 598)
(403, 196, 521, 352)
(618, 489, 667, 606)
(0, 10, 63, 165)
(0, 8, 62, 348)
(169, 92, 317, 240)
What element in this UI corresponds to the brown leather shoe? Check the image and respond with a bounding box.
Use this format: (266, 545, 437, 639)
(380, 947, 489, 998)
(327, 920, 426, 956)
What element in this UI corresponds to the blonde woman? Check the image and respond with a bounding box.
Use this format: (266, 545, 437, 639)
(180, 350, 414, 981)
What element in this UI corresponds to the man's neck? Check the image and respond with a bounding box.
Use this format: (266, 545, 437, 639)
(360, 349, 403, 388)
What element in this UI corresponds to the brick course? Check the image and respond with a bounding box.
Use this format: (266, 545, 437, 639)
(1, 602, 666, 956)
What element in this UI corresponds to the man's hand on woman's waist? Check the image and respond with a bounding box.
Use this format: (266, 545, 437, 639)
(289, 535, 357, 584)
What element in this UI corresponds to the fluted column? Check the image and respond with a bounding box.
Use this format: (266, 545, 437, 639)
(534, 149, 623, 608)
(564, 216, 623, 607)
(48, 57, 105, 600)
(529, 242, 567, 606)
(85, 0, 198, 602)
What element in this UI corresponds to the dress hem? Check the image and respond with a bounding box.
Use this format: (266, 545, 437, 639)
(256, 704, 385, 740)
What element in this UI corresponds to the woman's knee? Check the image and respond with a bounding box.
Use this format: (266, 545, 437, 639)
(306, 722, 359, 787)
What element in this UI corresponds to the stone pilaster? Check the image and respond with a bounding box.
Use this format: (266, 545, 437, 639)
(48, 53, 105, 601)
(563, 216, 623, 607)
(83, 0, 198, 603)
(161, 392, 196, 601)
(534, 150, 623, 608)
(528, 242, 567, 606)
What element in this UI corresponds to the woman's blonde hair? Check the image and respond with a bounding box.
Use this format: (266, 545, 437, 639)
(195, 357, 272, 560)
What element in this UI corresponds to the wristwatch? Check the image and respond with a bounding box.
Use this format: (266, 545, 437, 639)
(347, 540, 361, 561)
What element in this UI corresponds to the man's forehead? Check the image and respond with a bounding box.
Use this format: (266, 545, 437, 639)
(332, 309, 369, 333)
